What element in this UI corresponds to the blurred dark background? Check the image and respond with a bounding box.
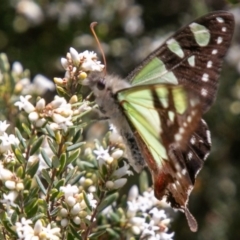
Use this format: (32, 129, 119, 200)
(0, 0, 239, 239)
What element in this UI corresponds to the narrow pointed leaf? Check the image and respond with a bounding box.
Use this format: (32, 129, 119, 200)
(30, 135, 44, 155)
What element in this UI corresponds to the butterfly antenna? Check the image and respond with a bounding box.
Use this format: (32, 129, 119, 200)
(90, 22, 107, 76)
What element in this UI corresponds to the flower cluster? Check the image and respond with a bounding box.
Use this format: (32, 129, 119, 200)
(127, 186, 174, 239)
(16, 218, 61, 240)
(14, 95, 73, 131)
(58, 184, 97, 226)
(54, 48, 104, 96)
(0, 49, 174, 239)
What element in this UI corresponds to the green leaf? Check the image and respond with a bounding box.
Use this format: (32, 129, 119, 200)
(98, 192, 119, 212)
(35, 175, 47, 195)
(69, 225, 82, 240)
(83, 191, 92, 211)
(67, 149, 80, 165)
(66, 168, 77, 183)
(30, 135, 44, 155)
(58, 153, 67, 174)
(69, 172, 85, 185)
(66, 142, 85, 152)
(47, 137, 58, 155)
(77, 161, 96, 170)
(50, 188, 60, 201)
(106, 228, 120, 238)
(41, 149, 52, 168)
(41, 169, 52, 185)
(12, 145, 26, 164)
(22, 123, 32, 137)
(26, 159, 39, 177)
(55, 179, 65, 189)
(45, 124, 56, 139)
(15, 127, 27, 148)
(25, 198, 38, 213)
(139, 170, 149, 193)
(72, 129, 83, 144)
(52, 155, 60, 168)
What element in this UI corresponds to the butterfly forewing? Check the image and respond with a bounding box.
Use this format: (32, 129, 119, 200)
(120, 11, 234, 231)
(127, 11, 234, 113)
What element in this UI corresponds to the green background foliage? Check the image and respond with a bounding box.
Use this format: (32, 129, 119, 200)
(0, 0, 239, 239)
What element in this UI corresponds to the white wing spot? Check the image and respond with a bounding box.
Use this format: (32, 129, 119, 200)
(222, 27, 227, 32)
(207, 60, 212, 68)
(177, 172, 182, 179)
(187, 55, 195, 67)
(206, 130, 211, 144)
(183, 122, 187, 127)
(188, 152, 193, 160)
(201, 88, 208, 96)
(204, 152, 210, 161)
(190, 136, 196, 144)
(179, 127, 185, 134)
(202, 73, 209, 82)
(212, 49, 218, 55)
(216, 17, 224, 23)
(187, 116, 192, 123)
(182, 169, 187, 175)
(217, 36, 223, 44)
(174, 133, 182, 142)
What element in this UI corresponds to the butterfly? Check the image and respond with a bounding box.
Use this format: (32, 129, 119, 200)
(85, 11, 234, 231)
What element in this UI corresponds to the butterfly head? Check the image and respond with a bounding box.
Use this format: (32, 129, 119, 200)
(85, 71, 131, 115)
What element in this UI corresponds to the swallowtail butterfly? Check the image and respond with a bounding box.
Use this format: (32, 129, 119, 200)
(86, 11, 234, 231)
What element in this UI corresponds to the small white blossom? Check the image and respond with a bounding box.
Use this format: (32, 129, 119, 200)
(93, 146, 111, 161)
(12, 61, 23, 75)
(87, 193, 97, 209)
(0, 120, 10, 134)
(0, 133, 20, 153)
(113, 178, 127, 189)
(14, 95, 35, 113)
(113, 161, 132, 178)
(61, 57, 68, 69)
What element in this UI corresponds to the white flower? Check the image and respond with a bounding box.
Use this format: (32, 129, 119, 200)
(61, 219, 68, 227)
(79, 50, 104, 72)
(141, 220, 160, 238)
(60, 184, 79, 199)
(73, 216, 81, 225)
(0, 120, 10, 134)
(128, 185, 139, 201)
(44, 224, 61, 239)
(111, 149, 124, 160)
(0, 133, 20, 153)
(70, 203, 81, 215)
(93, 146, 110, 161)
(14, 95, 35, 113)
(32, 74, 55, 94)
(0, 167, 14, 181)
(113, 161, 132, 178)
(113, 178, 127, 189)
(3, 150, 15, 163)
(61, 57, 68, 70)
(87, 193, 97, 209)
(70, 47, 80, 65)
(0, 191, 18, 211)
(12, 61, 23, 75)
(5, 180, 16, 190)
(16, 0, 44, 25)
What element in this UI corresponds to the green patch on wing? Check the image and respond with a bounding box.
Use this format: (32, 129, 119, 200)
(131, 57, 179, 86)
(117, 85, 190, 167)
